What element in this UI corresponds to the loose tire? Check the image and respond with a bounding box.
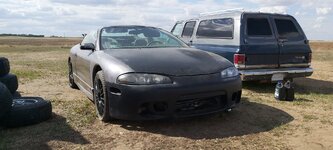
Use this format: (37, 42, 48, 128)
(94, 71, 111, 122)
(0, 73, 18, 94)
(0, 82, 13, 120)
(1, 97, 52, 128)
(68, 61, 78, 89)
(0, 57, 10, 77)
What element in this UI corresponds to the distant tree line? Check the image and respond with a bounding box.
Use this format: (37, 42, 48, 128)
(0, 33, 45, 37)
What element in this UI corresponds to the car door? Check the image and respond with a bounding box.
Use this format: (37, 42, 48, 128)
(180, 21, 197, 45)
(272, 16, 311, 68)
(241, 14, 280, 69)
(75, 31, 97, 92)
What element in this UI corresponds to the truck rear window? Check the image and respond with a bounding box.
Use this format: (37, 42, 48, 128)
(274, 19, 300, 38)
(182, 21, 196, 38)
(196, 18, 233, 38)
(247, 18, 272, 36)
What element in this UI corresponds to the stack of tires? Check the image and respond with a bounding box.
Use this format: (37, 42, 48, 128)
(0, 57, 52, 128)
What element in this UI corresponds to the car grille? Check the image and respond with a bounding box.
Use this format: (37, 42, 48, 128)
(175, 95, 227, 116)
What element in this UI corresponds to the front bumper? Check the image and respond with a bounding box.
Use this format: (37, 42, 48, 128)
(239, 67, 313, 81)
(106, 73, 242, 120)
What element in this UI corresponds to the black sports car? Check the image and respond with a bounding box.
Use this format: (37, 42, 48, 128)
(68, 25, 242, 121)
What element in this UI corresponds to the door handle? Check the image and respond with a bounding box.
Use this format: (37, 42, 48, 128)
(278, 38, 288, 47)
(278, 39, 288, 43)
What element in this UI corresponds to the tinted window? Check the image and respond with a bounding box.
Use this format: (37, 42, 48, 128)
(197, 18, 233, 38)
(275, 19, 300, 38)
(182, 21, 196, 37)
(171, 23, 183, 36)
(100, 26, 186, 49)
(247, 18, 272, 36)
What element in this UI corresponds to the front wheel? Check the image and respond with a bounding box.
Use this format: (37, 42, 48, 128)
(94, 71, 111, 122)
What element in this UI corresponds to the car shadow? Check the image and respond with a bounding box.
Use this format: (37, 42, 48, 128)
(114, 98, 293, 139)
(293, 78, 333, 94)
(243, 77, 333, 95)
(242, 81, 275, 94)
(0, 113, 90, 150)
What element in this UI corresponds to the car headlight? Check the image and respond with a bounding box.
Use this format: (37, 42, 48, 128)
(117, 73, 172, 85)
(221, 67, 239, 78)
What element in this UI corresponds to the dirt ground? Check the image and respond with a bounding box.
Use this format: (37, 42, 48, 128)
(0, 37, 332, 150)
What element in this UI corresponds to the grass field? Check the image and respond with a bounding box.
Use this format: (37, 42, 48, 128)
(0, 37, 332, 149)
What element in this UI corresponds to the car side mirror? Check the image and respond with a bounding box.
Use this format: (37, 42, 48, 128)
(80, 43, 95, 50)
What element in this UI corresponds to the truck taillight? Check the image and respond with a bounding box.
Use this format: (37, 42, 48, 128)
(308, 53, 312, 63)
(234, 54, 246, 68)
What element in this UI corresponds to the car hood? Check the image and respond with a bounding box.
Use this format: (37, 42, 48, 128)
(103, 48, 232, 76)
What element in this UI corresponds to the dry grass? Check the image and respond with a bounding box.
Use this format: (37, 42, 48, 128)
(0, 38, 332, 149)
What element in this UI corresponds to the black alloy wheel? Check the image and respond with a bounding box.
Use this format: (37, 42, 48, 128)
(94, 71, 110, 122)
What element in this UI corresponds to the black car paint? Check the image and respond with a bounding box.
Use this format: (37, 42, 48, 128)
(107, 74, 241, 120)
(103, 48, 233, 76)
(69, 26, 242, 120)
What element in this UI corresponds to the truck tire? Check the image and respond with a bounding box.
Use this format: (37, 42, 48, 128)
(0, 73, 18, 94)
(0, 57, 10, 76)
(0, 82, 13, 120)
(1, 97, 52, 128)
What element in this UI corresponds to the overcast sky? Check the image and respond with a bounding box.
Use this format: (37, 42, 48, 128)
(0, 0, 332, 40)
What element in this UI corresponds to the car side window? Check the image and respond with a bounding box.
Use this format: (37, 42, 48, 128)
(171, 23, 183, 36)
(247, 18, 272, 36)
(81, 31, 97, 44)
(182, 21, 196, 38)
(274, 19, 301, 38)
(197, 18, 234, 39)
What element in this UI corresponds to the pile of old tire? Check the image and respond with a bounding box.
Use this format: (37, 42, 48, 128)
(0, 57, 18, 94)
(0, 57, 52, 128)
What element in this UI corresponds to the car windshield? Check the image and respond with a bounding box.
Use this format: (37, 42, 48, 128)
(100, 26, 187, 49)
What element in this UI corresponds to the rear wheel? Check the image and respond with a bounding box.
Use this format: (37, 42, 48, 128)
(68, 61, 78, 89)
(94, 71, 111, 122)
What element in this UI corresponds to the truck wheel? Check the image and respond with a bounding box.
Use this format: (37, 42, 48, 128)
(0, 82, 13, 120)
(68, 61, 78, 89)
(0, 73, 18, 94)
(1, 97, 52, 128)
(0, 57, 10, 77)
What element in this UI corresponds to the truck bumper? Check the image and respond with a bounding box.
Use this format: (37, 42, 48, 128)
(239, 67, 313, 81)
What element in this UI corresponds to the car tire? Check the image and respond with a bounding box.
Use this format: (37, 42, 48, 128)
(0, 82, 13, 120)
(1, 97, 52, 128)
(0, 73, 18, 94)
(68, 61, 78, 89)
(94, 71, 111, 122)
(0, 57, 10, 77)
